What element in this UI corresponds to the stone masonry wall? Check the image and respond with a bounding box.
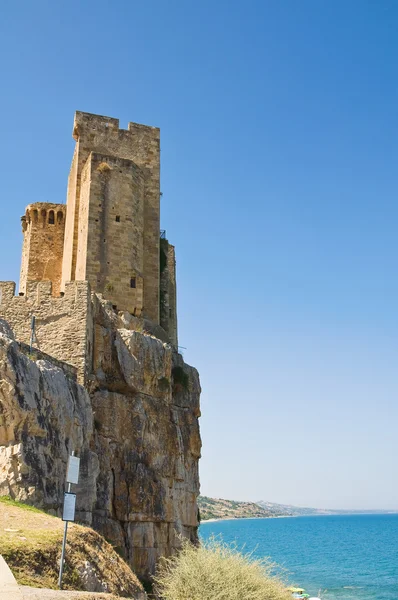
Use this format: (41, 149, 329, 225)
(62, 112, 160, 324)
(0, 280, 92, 383)
(20, 203, 66, 297)
(75, 152, 145, 315)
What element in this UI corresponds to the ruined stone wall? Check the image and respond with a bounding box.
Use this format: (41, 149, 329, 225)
(62, 111, 160, 323)
(19, 203, 66, 297)
(167, 244, 178, 347)
(159, 239, 178, 347)
(0, 280, 92, 382)
(75, 152, 145, 315)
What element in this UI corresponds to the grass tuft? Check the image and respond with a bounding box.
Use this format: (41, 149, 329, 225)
(154, 537, 292, 600)
(0, 495, 48, 514)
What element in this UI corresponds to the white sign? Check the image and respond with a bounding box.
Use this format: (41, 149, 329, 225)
(62, 492, 76, 522)
(66, 455, 80, 485)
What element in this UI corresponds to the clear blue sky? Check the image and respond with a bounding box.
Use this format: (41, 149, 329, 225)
(1, 1, 397, 510)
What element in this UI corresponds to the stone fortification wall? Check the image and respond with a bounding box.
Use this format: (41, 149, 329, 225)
(75, 152, 145, 315)
(0, 280, 92, 382)
(62, 111, 160, 323)
(20, 203, 66, 297)
(159, 238, 178, 347)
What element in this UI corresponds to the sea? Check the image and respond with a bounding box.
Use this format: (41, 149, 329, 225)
(200, 514, 398, 600)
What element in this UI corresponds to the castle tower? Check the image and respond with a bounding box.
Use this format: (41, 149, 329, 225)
(61, 111, 161, 321)
(19, 203, 66, 296)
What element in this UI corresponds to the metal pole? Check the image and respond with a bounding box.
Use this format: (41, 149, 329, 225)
(58, 451, 74, 589)
(30, 315, 35, 354)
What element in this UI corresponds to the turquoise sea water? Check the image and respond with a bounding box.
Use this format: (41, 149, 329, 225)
(200, 514, 398, 600)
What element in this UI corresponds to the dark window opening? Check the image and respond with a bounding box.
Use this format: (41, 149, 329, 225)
(116, 216, 120, 222)
(48, 211, 55, 224)
(130, 277, 136, 289)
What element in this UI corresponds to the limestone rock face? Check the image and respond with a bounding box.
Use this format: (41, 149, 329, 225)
(0, 304, 201, 582)
(0, 319, 98, 522)
(90, 301, 201, 580)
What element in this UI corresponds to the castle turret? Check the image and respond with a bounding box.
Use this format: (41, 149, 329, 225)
(19, 203, 66, 296)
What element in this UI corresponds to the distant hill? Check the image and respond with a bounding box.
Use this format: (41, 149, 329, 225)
(198, 496, 288, 521)
(257, 500, 396, 516)
(257, 500, 327, 516)
(199, 497, 396, 522)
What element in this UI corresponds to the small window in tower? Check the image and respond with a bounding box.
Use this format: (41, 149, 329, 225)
(116, 216, 120, 222)
(130, 277, 136, 289)
(48, 211, 55, 224)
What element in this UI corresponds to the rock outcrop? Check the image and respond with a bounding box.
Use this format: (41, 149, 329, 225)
(0, 319, 98, 522)
(0, 305, 201, 582)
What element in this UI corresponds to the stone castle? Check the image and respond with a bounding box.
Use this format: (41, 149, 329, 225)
(0, 112, 201, 583)
(1, 111, 178, 382)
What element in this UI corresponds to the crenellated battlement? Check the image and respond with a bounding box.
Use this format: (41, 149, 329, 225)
(72, 111, 159, 141)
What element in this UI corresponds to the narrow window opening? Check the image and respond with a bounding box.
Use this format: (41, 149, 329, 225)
(116, 215, 120, 222)
(48, 211, 55, 224)
(130, 277, 136, 289)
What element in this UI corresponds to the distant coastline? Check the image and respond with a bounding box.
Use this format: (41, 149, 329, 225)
(198, 496, 398, 523)
(201, 515, 295, 524)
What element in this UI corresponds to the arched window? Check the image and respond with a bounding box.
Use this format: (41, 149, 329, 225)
(48, 210, 55, 224)
(57, 211, 63, 224)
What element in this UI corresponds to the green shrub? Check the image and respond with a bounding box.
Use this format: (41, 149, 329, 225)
(172, 366, 189, 391)
(154, 538, 291, 600)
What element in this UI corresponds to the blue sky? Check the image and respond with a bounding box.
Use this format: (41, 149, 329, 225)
(1, 1, 398, 509)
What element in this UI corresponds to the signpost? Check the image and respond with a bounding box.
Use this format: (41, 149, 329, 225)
(58, 451, 80, 589)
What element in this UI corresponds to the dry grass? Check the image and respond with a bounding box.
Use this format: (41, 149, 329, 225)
(0, 497, 144, 597)
(153, 537, 292, 600)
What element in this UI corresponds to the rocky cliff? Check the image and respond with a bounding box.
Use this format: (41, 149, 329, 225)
(0, 299, 201, 582)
